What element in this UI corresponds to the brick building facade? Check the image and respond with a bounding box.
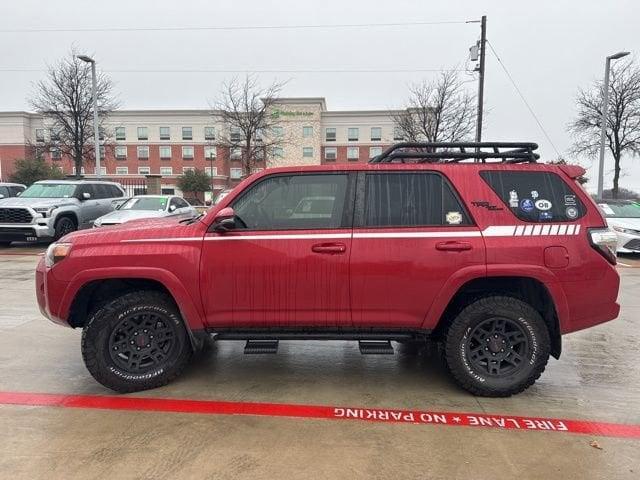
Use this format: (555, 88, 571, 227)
(0, 98, 404, 199)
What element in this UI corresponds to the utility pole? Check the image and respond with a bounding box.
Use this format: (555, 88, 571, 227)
(475, 15, 487, 143)
(77, 55, 101, 177)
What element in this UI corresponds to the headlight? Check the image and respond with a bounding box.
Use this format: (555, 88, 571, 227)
(613, 226, 640, 235)
(34, 206, 57, 218)
(44, 242, 72, 268)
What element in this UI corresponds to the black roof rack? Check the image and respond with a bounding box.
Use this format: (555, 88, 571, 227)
(369, 142, 539, 164)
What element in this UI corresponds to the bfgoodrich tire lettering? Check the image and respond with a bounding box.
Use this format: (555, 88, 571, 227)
(443, 296, 550, 397)
(81, 291, 192, 393)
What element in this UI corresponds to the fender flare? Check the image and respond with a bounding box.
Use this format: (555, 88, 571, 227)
(60, 267, 206, 332)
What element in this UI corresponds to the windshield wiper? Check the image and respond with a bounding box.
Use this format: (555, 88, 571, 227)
(179, 212, 205, 224)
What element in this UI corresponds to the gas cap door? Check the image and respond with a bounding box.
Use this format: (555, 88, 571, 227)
(544, 246, 570, 269)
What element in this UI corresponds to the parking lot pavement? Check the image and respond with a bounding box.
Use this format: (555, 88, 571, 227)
(0, 253, 638, 480)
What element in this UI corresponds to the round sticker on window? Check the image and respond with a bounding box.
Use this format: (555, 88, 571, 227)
(520, 199, 535, 213)
(565, 206, 579, 219)
(535, 199, 552, 211)
(446, 211, 463, 225)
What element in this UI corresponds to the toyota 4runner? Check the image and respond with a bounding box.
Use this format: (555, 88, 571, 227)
(0, 179, 125, 245)
(36, 142, 620, 397)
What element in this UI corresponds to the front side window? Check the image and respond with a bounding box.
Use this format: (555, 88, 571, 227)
(182, 127, 193, 140)
(363, 172, 471, 227)
(233, 174, 349, 230)
(137, 127, 148, 140)
(480, 171, 586, 222)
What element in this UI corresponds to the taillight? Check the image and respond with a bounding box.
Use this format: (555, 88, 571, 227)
(588, 227, 618, 265)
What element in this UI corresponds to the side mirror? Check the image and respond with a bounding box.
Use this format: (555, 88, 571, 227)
(212, 207, 236, 233)
(82, 192, 91, 200)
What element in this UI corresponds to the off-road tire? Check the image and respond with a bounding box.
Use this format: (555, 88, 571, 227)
(443, 296, 550, 397)
(53, 216, 77, 241)
(81, 291, 192, 393)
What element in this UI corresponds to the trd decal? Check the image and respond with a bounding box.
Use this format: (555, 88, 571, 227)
(471, 201, 503, 211)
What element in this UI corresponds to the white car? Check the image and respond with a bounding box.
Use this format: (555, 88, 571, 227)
(93, 195, 198, 227)
(598, 200, 640, 253)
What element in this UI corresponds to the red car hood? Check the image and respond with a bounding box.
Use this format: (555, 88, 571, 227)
(61, 216, 207, 244)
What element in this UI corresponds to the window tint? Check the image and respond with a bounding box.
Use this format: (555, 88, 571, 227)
(174, 197, 189, 208)
(480, 171, 585, 222)
(107, 185, 123, 198)
(0, 186, 10, 197)
(233, 174, 349, 230)
(363, 173, 471, 227)
(93, 184, 110, 199)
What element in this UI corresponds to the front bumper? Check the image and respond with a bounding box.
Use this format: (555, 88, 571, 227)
(35, 257, 69, 326)
(0, 222, 54, 242)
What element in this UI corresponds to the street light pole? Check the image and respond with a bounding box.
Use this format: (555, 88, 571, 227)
(77, 55, 101, 178)
(597, 51, 630, 199)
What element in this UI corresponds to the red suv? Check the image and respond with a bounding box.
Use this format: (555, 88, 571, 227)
(36, 142, 620, 397)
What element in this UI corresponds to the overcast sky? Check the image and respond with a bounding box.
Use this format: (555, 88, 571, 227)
(1, 0, 639, 192)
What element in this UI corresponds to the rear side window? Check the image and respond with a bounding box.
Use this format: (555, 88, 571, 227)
(363, 172, 472, 227)
(480, 171, 585, 222)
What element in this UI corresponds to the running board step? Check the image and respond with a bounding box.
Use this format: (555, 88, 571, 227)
(244, 340, 279, 354)
(358, 340, 394, 355)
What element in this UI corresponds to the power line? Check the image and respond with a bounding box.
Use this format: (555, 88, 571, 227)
(486, 40, 562, 157)
(0, 20, 470, 34)
(0, 68, 468, 74)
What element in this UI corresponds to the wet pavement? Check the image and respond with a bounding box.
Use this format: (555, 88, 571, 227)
(0, 243, 639, 479)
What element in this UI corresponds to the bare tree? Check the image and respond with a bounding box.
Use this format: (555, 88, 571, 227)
(569, 59, 640, 198)
(29, 49, 118, 177)
(213, 75, 286, 177)
(392, 71, 476, 143)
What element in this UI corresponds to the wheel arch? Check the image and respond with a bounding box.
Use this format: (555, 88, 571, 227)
(54, 210, 79, 227)
(433, 276, 563, 359)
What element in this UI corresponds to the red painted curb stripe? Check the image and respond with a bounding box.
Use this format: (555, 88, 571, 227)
(0, 391, 638, 439)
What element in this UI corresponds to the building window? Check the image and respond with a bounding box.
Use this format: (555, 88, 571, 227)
(35, 129, 45, 142)
(98, 128, 105, 141)
(272, 146, 284, 158)
(255, 129, 263, 143)
(95, 166, 107, 176)
(393, 126, 404, 141)
(230, 147, 242, 160)
(230, 127, 242, 143)
(159, 145, 172, 159)
(325, 128, 336, 142)
(50, 129, 60, 142)
(160, 166, 173, 176)
(303, 147, 314, 158)
(137, 127, 148, 140)
(115, 167, 128, 175)
(204, 126, 216, 141)
(272, 126, 283, 137)
(138, 166, 151, 175)
(50, 147, 61, 160)
(303, 126, 313, 137)
(115, 127, 126, 141)
(99, 146, 106, 158)
(205, 166, 218, 177)
(115, 146, 127, 159)
(348, 128, 359, 141)
(370, 127, 382, 141)
(205, 146, 217, 159)
(369, 146, 383, 159)
(347, 147, 359, 160)
(182, 146, 194, 159)
(182, 166, 195, 173)
(230, 167, 243, 180)
(72, 166, 85, 175)
(324, 147, 337, 161)
(137, 146, 149, 159)
(159, 126, 170, 140)
(182, 127, 193, 140)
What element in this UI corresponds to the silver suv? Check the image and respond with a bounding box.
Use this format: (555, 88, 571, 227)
(0, 180, 125, 245)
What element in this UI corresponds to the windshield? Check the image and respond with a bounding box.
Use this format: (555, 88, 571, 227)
(20, 183, 76, 198)
(121, 197, 168, 211)
(598, 202, 640, 218)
